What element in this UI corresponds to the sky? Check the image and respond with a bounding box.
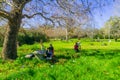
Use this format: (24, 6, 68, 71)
(93, 0, 120, 28)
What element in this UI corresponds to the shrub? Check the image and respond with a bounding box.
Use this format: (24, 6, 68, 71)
(17, 32, 48, 46)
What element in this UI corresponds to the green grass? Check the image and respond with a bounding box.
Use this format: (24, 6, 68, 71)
(0, 39, 120, 80)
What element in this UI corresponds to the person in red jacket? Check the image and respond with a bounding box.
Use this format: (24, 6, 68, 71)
(74, 42, 79, 52)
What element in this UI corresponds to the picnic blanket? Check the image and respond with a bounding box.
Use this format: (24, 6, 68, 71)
(25, 50, 46, 60)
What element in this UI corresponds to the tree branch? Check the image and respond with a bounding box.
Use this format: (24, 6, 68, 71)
(20, 0, 32, 9)
(0, 9, 11, 20)
(22, 12, 55, 26)
(56, 0, 66, 10)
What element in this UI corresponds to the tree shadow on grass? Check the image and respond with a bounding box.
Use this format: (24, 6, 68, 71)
(81, 49, 120, 59)
(22, 50, 74, 65)
(47, 49, 82, 64)
(22, 48, 120, 64)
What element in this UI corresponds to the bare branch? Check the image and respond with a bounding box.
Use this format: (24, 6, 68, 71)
(0, 9, 10, 19)
(20, 0, 32, 9)
(56, 0, 66, 10)
(22, 12, 55, 26)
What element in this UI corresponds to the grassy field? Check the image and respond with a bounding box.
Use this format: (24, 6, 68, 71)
(0, 39, 120, 80)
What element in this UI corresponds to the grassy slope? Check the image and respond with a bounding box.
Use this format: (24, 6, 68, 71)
(0, 39, 120, 80)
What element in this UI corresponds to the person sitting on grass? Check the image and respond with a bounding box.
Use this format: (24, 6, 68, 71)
(25, 42, 46, 59)
(40, 43, 46, 54)
(74, 42, 79, 52)
(46, 44, 54, 59)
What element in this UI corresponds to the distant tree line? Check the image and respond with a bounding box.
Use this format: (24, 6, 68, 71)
(1, 16, 120, 47)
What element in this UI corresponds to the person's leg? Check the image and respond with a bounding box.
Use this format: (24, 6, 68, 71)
(48, 54, 51, 57)
(76, 49, 79, 52)
(77, 49, 79, 52)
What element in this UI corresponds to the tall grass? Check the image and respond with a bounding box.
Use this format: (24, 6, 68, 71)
(0, 39, 120, 80)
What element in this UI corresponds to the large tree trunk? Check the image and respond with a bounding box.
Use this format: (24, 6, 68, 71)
(2, 12, 21, 60)
(2, 22, 20, 60)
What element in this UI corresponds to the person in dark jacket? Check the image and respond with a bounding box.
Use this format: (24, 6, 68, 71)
(46, 44, 54, 59)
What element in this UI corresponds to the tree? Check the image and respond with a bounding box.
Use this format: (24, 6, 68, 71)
(0, 0, 115, 60)
(103, 16, 120, 41)
(0, 0, 53, 59)
(52, 16, 76, 41)
(0, 0, 29, 59)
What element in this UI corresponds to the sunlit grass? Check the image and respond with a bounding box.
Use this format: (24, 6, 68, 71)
(0, 39, 120, 80)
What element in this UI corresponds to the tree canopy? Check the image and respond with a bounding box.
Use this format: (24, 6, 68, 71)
(102, 16, 120, 41)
